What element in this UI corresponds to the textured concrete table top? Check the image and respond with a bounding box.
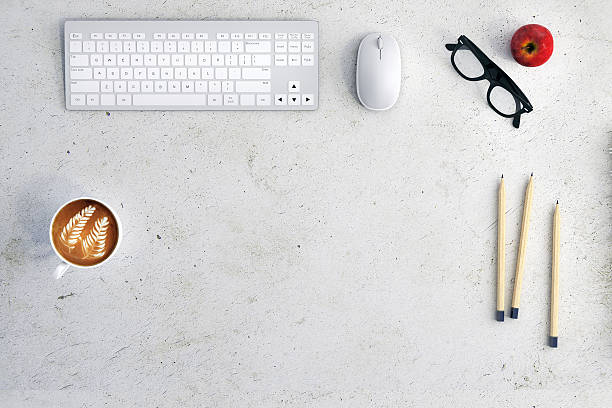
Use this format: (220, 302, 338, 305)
(1, 0, 610, 406)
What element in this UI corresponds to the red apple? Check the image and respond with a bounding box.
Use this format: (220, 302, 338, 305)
(511, 24, 554, 67)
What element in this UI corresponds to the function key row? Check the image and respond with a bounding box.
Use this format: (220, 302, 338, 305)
(70, 32, 314, 41)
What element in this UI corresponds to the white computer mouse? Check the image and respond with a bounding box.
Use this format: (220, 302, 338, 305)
(356, 33, 401, 111)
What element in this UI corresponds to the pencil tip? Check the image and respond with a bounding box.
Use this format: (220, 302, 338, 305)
(531, 172, 533, 177)
(556, 200, 559, 204)
(501, 174, 504, 178)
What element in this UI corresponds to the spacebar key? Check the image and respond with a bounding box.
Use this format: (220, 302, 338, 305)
(132, 94, 207, 106)
(235, 81, 271, 93)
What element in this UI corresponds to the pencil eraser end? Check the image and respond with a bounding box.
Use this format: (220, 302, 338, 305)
(549, 336, 558, 348)
(496, 310, 504, 322)
(510, 308, 519, 319)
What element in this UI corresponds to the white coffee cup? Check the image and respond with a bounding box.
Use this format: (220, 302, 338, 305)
(49, 197, 122, 279)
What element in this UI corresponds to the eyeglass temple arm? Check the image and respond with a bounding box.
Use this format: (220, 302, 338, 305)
(445, 43, 456, 51)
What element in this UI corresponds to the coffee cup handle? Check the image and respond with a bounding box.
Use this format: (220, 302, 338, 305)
(54, 262, 70, 279)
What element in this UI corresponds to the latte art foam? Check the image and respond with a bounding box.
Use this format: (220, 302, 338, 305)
(52, 199, 119, 266)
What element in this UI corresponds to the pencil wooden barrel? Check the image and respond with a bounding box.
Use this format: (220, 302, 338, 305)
(496, 175, 505, 321)
(511, 174, 534, 319)
(550, 202, 560, 347)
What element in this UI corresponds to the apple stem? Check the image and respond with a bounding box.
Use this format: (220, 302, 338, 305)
(522, 42, 536, 54)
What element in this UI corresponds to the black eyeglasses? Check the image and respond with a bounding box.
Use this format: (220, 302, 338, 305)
(445, 35, 533, 128)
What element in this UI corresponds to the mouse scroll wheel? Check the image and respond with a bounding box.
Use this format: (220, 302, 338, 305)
(377, 36, 384, 50)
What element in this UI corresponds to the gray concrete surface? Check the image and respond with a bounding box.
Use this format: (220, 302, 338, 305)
(1, 0, 610, 406)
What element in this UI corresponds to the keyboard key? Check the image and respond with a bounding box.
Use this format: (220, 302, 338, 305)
(252, 55, 271, 66)
(288, 95, 300, 105)
(91, 33, 103, 40)
(70, 67, 92, 79)
(245, 33, 257, 40)
(217, 33, 229, 40)
(259, 33, 271, 40)
(288, 41, 300, 53)
(222, 81, 233, 92)
(128, 81, 140, 92)
(155, 81, 167, 92)
(231, 41, 244, 53)
(144, 54, 156, 66)
(97, 41, 109, 53)
(275, 41, 287, 53)
(195, 33, 208, 40)
(134, 33, 145, 40)
(231, 33, 243, 40)
(236, 81, 271, 93)
(201, 68, 214, 79)
(240, 94, 255, 105)
(212, 54, 223, 66)
(275, 33, 287, 40)
(195, 81, 207, 93)
(105, 33, 117, 40)
(107, 68, 119, 79)
(93, 68, 106, 79)
(169, 81, 180, 92)
(69, 33, 82, 40)
(131, 54, 143, 66)
(256, 94, 271, 105)
(124, 41, 136, 53)
(171, 54, 184, 66)
(153, 33, 166, 40)
(90, 54, 102, 66)
(110, 41, 122, 52)
(134, 68, 146, 79)
(302, 41, 314, 52)
(302, 94, 314, 105)
(288, 81, 300, 92)
(101, 94, 115, 105)
(70, 81, 99, 93)
(148, 67, 160, 79)
(70, 54, 89, 66)
(274, 94, 286, 105)
(245, 41, 271, 53)
(274, 54, 287, 66)
(175, 68, 187, 79)
(104, 54, 116, 66)
(209, 81, 221, 92)
(228, 68, 241, 79)
(117, 55, 130, 66)
(119, 33, 131, 39)
(142, 81, 153, 92)
(208, 94, 222, 105)
(164, 41, 176, 53)
(242, 67, 271, 79)
(302, 54, 314, 66)
(70, 41, 82, 53)
(70, 94, 85, 105)
(239, 54, 251, 66)
(114, 81, 126, 92)
(205, 41, 217, 53)
(288, 33, 300, 40)
(101, 81, 113, 92)
(178, 41, 190, 53)
(182, 81, 194, 92)
(151, 41, 163, 52)
(215, 68, 227, 79)
(302, 33, 314, 40)
(137, 41, 149, 52)
(168, 33, 179, 40)
(192, 41, 204, 53)
(83, 41, 95, 52)
(182, 33, 194, 40)
(188, 68, 200, 79)
(218, 41, 230, 53)
(224, 94, 238, 105)
(117, 94, 131, 105)
(158, 55, 170, 66)
(289, 55, 300, 66)
(120, 68, 133, 79)
(198, 54, 211, 66)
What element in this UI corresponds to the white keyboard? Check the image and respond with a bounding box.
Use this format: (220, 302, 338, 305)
(64, 20, 318, 111)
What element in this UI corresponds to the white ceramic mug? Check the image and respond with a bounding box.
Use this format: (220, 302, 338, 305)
(49, 197, 122, 279)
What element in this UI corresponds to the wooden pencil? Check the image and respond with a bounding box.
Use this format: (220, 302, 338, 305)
(496, 175, 505, 322)
(511, 173, 534, 319)
(550, 201, 560, 347)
